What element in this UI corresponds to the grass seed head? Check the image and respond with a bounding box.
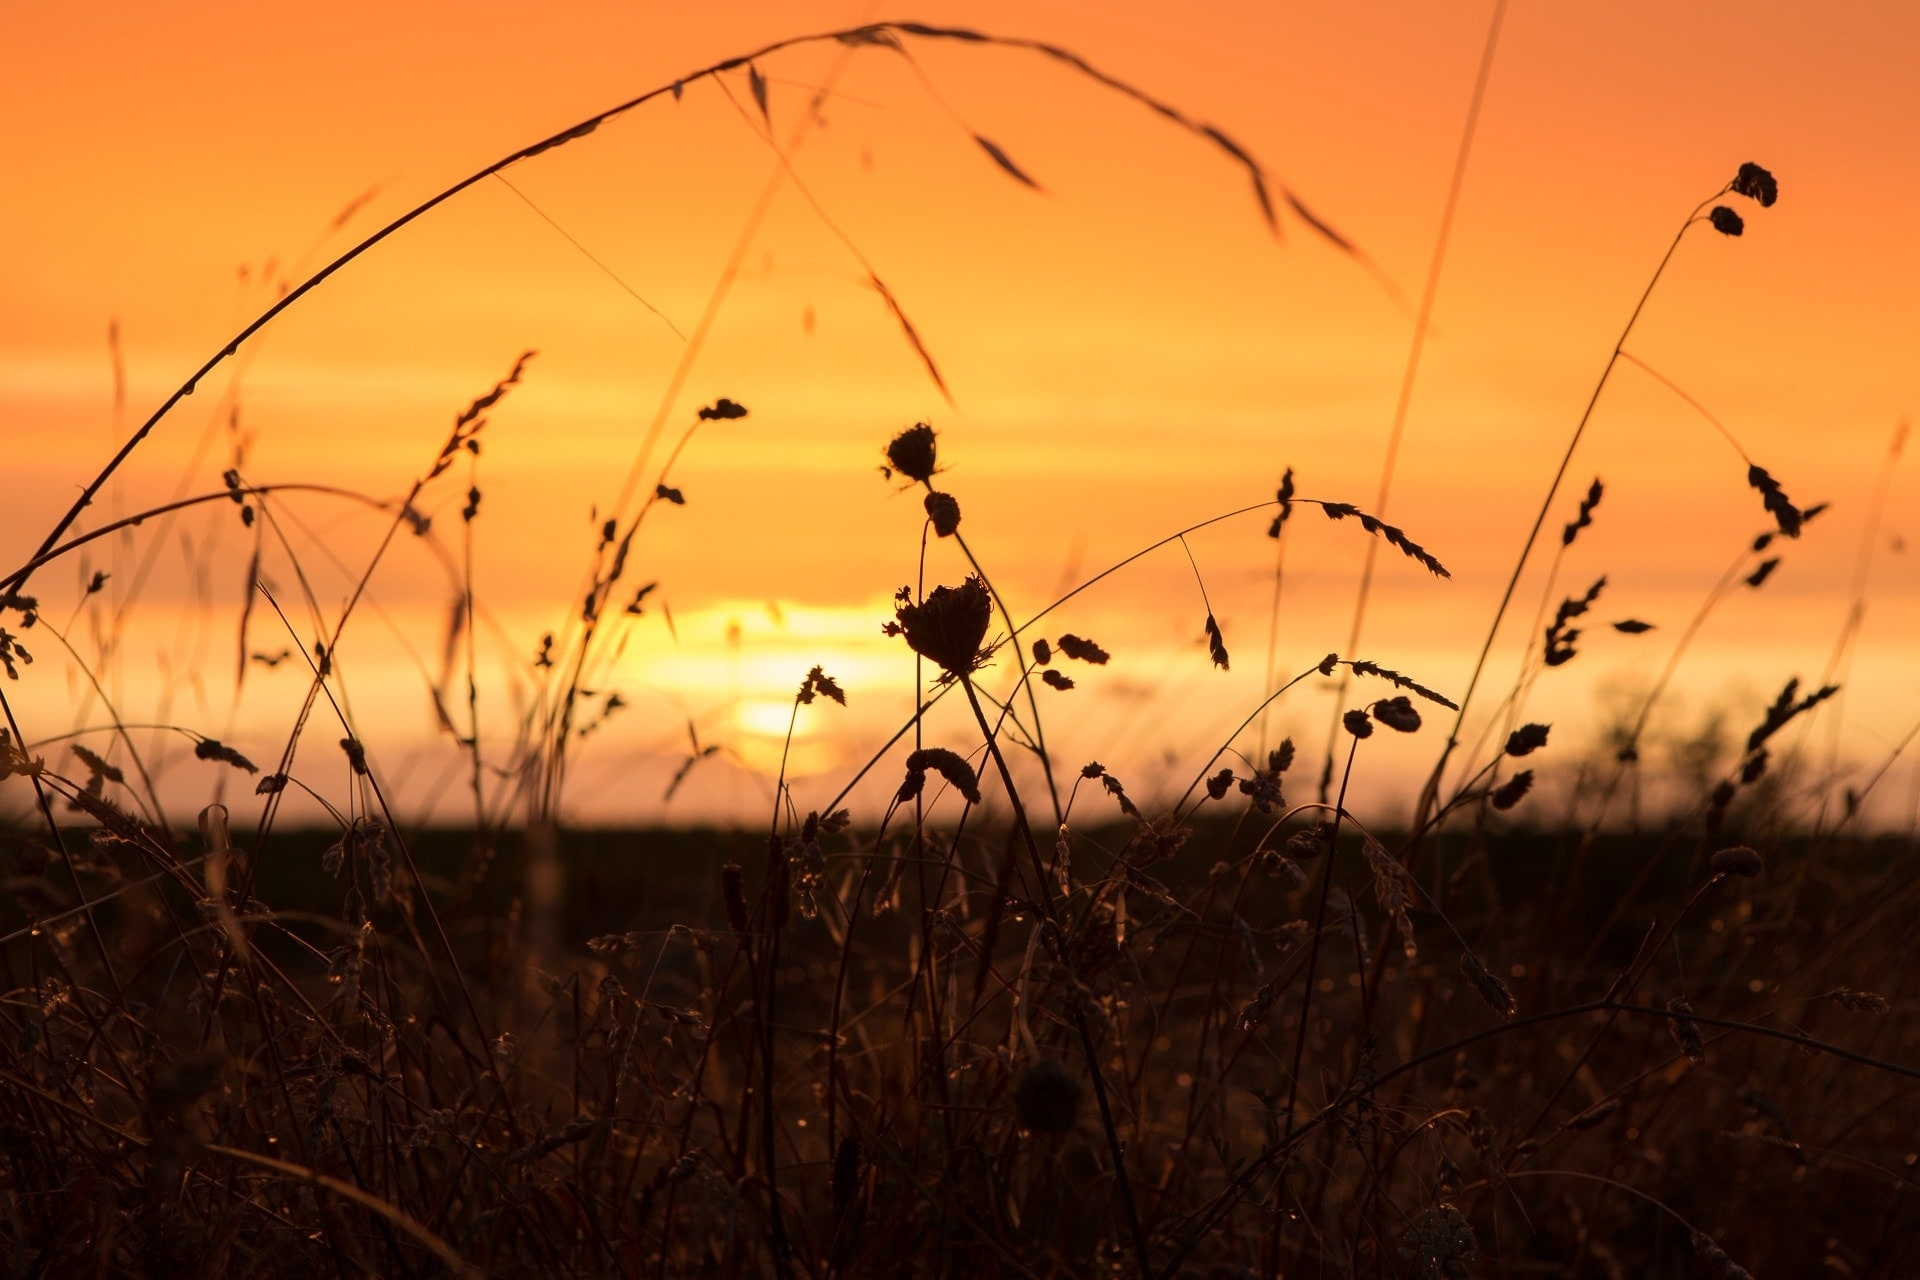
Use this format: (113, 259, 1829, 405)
(903, 747, 983, 805)
(1491, 771, 1534, 811)
(1057, 633, 1110, 664)
(1562, 478, 1603, 547)
(1746, 464, 1804, 537)
(1461, 952, 1517, 1020)
(1266, 467, 1296, 538)
(1505, 723, 1550, 757)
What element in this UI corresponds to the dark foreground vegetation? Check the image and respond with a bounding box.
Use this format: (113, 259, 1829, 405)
(0, 814, 1915, 1277)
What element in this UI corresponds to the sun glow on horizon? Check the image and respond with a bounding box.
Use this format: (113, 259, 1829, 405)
(3, 3, 1918, 828)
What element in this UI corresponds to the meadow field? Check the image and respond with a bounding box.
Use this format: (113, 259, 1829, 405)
(3, 10, 1918, 1277)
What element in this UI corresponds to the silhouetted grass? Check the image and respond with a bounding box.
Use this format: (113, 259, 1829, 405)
(2, 23, 1917, 1280)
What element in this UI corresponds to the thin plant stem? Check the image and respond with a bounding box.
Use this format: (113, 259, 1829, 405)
(1321, 0, 1507, 799)
(1419, 185, 1732, 829)
(956, 675, 1153, 1279)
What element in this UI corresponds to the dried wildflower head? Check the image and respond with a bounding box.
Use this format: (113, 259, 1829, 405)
(1342, 708, 1374, 739)
(883, 422, 938, 483)
(1709, 846, 1763, 878)
(894, 577, 992, 677)
(1731, 162, 1778, 207)
(1013, 1056, 1082, 1135)
(1709, 205, 1745, 236)
(923, 491, 960, 537)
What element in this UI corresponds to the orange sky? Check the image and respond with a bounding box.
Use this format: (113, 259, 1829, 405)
(3, 2, 1917, 827)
